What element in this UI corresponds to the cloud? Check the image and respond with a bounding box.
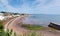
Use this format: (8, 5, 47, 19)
(0, 0, 38, 13)
(0, 0, 20, 13)
(8, 0, 24, 8)
(0, 0, 60, 14)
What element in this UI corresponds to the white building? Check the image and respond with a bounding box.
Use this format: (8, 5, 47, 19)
(13, 15, 20, 17)
(0, 16, 5, 20)
(0, 13, 5, 20)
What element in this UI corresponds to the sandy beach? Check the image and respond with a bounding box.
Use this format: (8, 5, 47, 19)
(4, 15, 60, 36)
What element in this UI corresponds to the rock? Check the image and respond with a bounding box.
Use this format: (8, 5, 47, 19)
(48, 22, 60, 30)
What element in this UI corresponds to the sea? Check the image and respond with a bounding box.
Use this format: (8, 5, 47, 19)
(23, 14, 60, 27)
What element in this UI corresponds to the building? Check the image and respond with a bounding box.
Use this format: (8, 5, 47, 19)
(0, 13, 5, 20)
(0, 13, 13, 20)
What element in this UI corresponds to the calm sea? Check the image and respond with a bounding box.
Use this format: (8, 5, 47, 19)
(23, 14, 60, 26)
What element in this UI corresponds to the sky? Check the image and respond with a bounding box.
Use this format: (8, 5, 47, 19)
(0, 0, 60, 14)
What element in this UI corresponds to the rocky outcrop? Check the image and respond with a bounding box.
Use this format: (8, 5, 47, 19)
(48, 22, 60, 30)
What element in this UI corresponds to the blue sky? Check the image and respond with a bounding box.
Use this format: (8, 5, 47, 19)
(0, 0, 60, 14)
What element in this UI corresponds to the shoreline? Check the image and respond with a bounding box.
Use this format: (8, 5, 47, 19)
(1, 15, 60, 36)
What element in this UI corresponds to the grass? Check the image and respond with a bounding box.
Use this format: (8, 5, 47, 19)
(30, 31, 36, 36)
(23, 31, 43, 36)
(21, 24, 44, 30)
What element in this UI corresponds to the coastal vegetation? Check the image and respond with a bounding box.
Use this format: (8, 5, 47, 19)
(20, 24, 44, 30)
(0, 21, 16, 36)
(0, 21, 44, 36)
(0, 21, 3, 31)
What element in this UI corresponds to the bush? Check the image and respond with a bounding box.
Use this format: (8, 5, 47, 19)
(0, 21, 3, 31)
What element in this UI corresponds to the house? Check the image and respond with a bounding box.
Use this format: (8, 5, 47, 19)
(12, 15, 20, 17)
(0, 16, 5, 20)
(0, 13, 13, 20)
(0, 13, 5, 20)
